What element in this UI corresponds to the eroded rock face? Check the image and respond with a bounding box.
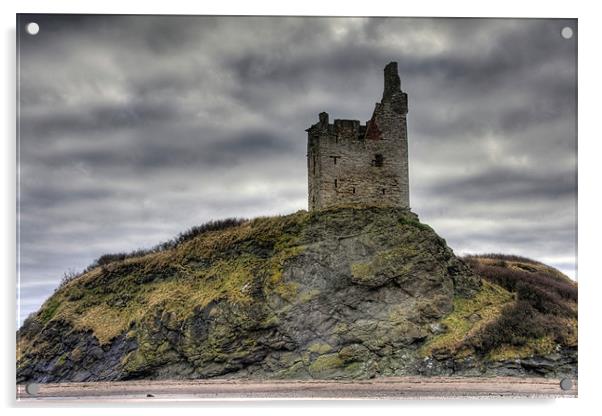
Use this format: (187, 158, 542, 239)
(17, 320, 137, 382)
(247, 209, 471, 379)
(18, 207, 573, 382)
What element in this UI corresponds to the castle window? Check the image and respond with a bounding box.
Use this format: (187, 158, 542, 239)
(372, 154, 384, 167)
(330, 156, 340, 165)
(352, 187, 356, 194)
(382, 188, 386, 195)
(334, 179, 338, 188)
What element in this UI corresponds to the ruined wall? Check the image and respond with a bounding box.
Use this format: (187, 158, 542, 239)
(307, 62, 409, 211)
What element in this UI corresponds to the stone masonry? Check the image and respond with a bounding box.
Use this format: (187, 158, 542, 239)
(307, 62, 409, 211)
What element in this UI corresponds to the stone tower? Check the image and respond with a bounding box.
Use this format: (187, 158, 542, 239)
(307, 62, 409, 211)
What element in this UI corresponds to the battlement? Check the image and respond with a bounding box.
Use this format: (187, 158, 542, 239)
(307, 115, 367, 141)
(307, 62, 410, 211)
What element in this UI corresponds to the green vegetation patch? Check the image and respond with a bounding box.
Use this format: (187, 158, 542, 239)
(38, 297, 62, 325)
(307, 342, 333, 354)
(420, 280, 513, 358)
(487, 336, 556, 361)
(398, 215, 433, 231)
(308, 353, 344, 377)
(350, 245, 419, 287)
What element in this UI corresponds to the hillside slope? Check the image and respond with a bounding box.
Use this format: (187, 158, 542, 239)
(17, 207, 576, 382)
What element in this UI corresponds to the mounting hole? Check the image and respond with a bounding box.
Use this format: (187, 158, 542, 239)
(560, 378, 573, 391)
(26, 22, 40, 36)
(25, 383, 40, 395)
(561, 26, 573, 40)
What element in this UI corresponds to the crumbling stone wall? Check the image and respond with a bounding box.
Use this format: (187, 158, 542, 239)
(307, 62, 409, 211)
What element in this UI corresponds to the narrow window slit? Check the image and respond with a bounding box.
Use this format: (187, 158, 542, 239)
(372, 154, 384, 167)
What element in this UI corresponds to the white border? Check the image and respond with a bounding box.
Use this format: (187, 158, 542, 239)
(2, 1, 600, 414)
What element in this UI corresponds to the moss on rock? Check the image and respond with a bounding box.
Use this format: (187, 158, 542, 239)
(308, 353, 344, 378)
(420, 280, 514, 358)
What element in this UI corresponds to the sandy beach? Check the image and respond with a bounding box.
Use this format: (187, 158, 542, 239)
(16, 376, 577, 402)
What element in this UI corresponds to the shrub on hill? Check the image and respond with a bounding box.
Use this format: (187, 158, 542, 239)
(463, 255, 577, 357)
(465, 253, 541, 265)
(58, 217, 247, 288)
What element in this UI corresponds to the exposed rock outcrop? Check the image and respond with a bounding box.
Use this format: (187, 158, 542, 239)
(17, 207, 576, 382)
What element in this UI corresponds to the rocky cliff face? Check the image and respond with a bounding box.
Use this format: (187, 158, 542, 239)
(17, 207, 576, 382)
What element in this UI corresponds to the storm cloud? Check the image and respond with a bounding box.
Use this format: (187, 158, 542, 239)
(17, 15, 577, 325)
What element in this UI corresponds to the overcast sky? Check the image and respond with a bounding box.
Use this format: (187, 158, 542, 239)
(17, 15, 577, 325)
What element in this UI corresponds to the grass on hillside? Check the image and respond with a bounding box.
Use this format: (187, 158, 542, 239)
(20, 209, 578, 367)
(20, 211, 310, 348)
(422, 254, 577, 361)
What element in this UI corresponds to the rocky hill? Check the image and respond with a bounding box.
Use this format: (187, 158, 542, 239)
(17, 207, 577, 382)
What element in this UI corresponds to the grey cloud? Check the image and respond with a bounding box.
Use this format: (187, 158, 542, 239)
(21, 101, 183, 138)
(425, 167, 576, 203)
(20, 126, 298, 175)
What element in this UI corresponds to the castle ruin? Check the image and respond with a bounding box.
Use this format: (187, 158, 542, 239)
(307, 62, 409, 211)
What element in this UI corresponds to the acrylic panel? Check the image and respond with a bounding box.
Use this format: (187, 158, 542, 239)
(16, 14, 577, 400)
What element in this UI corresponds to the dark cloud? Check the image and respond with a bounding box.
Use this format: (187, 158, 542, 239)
(17, 15, 577, 325)
(21, 101, 184, 137)
(426, 167, 576, 203)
